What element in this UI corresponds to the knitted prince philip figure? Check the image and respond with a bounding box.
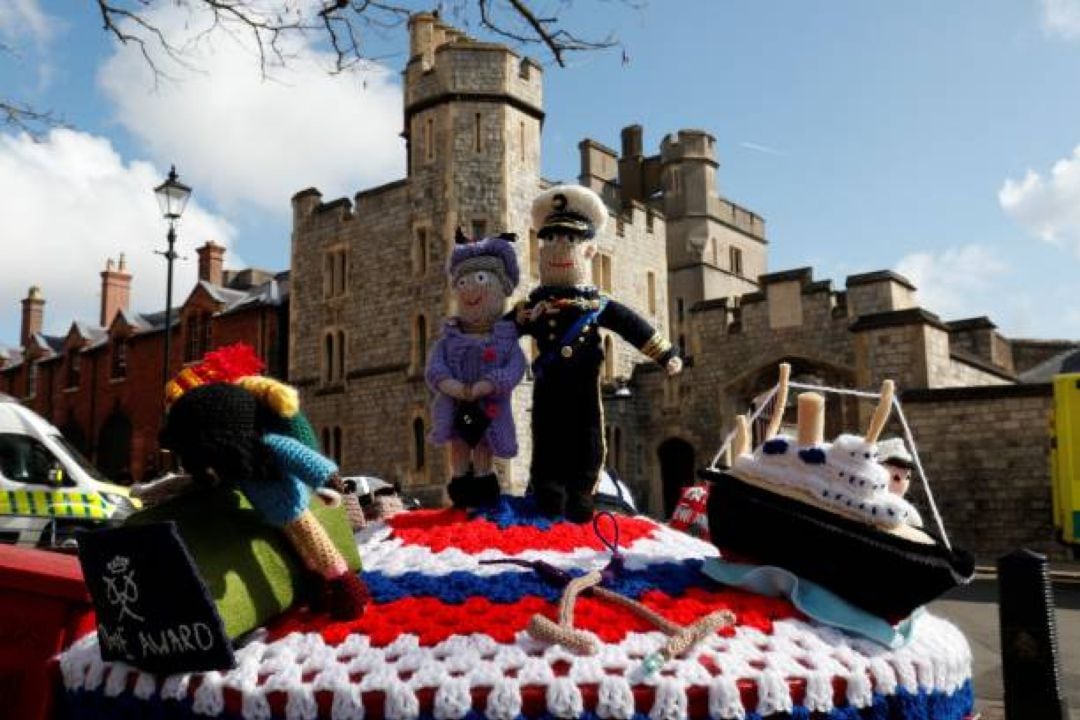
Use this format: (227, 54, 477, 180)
(517, 185, 682, 522)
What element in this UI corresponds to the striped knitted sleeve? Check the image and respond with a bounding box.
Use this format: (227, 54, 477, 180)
(261, 433, 338, 489)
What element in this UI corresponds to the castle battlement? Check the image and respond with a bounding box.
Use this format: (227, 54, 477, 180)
(404, 13, 542, 123)
(660, 129, 718, 165)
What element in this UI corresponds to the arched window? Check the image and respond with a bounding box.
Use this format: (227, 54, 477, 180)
(412, 417, 426, 471)
(321, 427, 331, 455)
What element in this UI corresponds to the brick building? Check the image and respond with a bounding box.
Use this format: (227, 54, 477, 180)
(0, 242, 289, 483)
(289, 13, 1078, 558)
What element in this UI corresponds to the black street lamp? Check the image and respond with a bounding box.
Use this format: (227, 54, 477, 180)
(153, 165, 192, 391)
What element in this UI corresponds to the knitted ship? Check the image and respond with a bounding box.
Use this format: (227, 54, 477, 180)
(703, 364, 975, 620)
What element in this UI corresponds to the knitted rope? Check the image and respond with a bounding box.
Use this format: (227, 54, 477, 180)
(283, 509, 348, 578)
(527, 571, 603, 653)
(526, 570, 735, 666)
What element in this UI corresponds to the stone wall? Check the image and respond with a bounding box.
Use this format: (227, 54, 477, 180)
(901, 384, 1061, 560)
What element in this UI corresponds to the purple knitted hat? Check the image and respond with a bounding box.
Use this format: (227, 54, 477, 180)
(449, 230, 520, 294)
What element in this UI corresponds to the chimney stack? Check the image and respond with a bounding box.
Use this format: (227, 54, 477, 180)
(100, 254, 132, 327)
(20, 286, 44, 348)
(197, 241, 225, 286)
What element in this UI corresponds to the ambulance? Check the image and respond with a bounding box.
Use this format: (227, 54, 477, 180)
(0, 394, 137, 548)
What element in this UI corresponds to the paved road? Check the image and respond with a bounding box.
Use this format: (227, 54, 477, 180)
(928, 576, 1080, 720)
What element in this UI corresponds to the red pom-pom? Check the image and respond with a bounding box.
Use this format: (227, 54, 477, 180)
(200, 343, 265, 382)
(482, 347, 497, 363)
(484, 403, 500, 419)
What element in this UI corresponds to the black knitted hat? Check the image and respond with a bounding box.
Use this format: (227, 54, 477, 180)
(160, 382, 266, 485)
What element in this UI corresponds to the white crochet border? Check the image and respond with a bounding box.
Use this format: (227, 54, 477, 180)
(59, 519, 972, 720)
(60, 612, 971, 720)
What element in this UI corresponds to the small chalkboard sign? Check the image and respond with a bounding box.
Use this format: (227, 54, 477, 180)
(77, 521, 235, 674)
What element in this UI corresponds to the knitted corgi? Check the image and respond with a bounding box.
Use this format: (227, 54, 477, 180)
(426, 230, 527, 508)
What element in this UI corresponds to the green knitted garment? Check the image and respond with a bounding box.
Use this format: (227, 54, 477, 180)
(129, 485, 360, 639)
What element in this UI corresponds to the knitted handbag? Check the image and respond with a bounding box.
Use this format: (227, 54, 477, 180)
(453, 401, 491, 447)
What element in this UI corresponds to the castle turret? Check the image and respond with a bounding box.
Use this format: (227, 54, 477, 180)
(648, 129, 764, 346)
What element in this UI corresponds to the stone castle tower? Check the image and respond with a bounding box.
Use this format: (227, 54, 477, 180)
(579, 126, 766, 357)
(289, 14, 671, 502)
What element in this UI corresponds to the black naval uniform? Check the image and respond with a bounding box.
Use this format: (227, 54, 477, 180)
(516, 285, 679, 522)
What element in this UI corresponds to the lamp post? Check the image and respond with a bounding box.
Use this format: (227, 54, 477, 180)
(153, 165, 192, 391)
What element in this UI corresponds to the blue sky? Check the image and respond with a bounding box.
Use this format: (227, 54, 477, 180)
(2, 0, 1080, 348)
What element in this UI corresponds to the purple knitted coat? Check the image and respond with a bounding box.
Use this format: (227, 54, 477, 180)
(425, 318, 526, 457)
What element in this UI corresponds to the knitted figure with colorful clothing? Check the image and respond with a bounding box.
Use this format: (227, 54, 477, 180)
(158, 347, 368, 620)
(516, 185, 682, 523)
(426, 229, 527, 508)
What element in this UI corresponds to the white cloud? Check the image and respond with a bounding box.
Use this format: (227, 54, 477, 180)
(97, 2, 405, 217)
(1041, 0, 1080, 39)
(999, 145, 1080, 252)
(0, 129, 237, 345)
(894, 245, 1008, 320)
(0, 0, 55, 47)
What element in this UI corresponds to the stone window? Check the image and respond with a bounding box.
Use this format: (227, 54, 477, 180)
(711, 238, 719, 266)
(474, 112, 483, 153)
(413, 228, 429, 276)
(471, 219, 487, 239)
(325, 249, 347, 297)
(729, 246, 744, 277)
(519, 121, 526, 162)
(412, 416, 426, 471)
(323, 333, 333, 383)
(677, 297, 685, 324)
(111, 337, 128, 380)
(333, 426, 343, 466)
(323, 330, 345, 384)
(647, 272, 656, 316)
(321, 427, 330, 454)
(412, 314, 428, 374)
(592, 253, 612, 291)
(337, 330, 346, 381)
(669, 167, 681, 194)
(66, 349, 80, 389)
(424, 117, 435, 162)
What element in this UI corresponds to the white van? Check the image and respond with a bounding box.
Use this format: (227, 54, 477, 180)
(0, 394, 137, 548)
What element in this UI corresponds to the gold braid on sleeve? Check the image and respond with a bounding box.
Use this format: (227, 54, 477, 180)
(640, 332, 672, 361)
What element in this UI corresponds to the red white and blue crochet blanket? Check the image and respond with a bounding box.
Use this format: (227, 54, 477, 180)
(59, 497, 974, 720)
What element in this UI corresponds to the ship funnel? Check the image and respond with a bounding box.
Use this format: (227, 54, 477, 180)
(864, 379, 895, 444)
(797, 392, 825, 447)
(733, 414, 751, 457)
(764, 363, 791, 440)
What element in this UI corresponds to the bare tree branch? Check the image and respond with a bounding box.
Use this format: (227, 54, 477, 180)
(3, 1, 640, 129)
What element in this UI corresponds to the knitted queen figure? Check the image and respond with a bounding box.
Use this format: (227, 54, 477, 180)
(426, 230, 527, 508)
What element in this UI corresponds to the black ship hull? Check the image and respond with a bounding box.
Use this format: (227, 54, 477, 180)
(703, 469, 975, 620)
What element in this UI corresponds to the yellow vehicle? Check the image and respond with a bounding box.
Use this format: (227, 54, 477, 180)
(0, 394, 136, 548)
(1051, 373, 1080, 551)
